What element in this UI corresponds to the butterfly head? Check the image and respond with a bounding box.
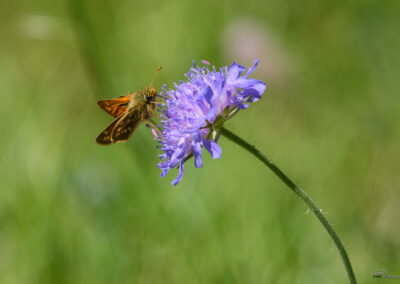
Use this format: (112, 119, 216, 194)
(144, 86, 158, 102)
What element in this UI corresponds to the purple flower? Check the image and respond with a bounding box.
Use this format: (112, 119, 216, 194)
(157, 60, 266, 185)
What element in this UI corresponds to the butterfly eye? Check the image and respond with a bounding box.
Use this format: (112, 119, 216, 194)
(145, 93, 152, 101)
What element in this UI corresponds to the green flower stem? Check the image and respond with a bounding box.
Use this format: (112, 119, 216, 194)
(220, 127, 357, 284)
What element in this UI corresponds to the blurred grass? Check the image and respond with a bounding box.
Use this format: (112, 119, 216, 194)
(0, 0, 399, 283)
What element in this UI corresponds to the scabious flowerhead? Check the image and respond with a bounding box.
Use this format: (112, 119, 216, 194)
(157, 60, 266, 185)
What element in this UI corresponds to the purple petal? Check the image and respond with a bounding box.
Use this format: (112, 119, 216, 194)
(243, 59, 259, 78)
(247, 95, 260, 102)
(192, 143, 203, 168)
(195, 97, 210, 115)
(227, 62, 246, 82)
(203, 85, 213, 106)
(169, 143, 186, 167)
(205, 107, 216, 122)
(235, 79, 266, 95)
(192, 134, 203, 168)
(180, 117, 206, 134)
(202, 139, 222, 159)
(171, 161, 184, 186)
(237, 88, 264, 102)
(232, 96, 249, 109)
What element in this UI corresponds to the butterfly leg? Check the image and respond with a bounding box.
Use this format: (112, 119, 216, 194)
(146, 119, 163, 138)
(151, 112, 162, 120)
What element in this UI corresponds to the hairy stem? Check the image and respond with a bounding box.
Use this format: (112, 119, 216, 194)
(220, 127, 357, 284)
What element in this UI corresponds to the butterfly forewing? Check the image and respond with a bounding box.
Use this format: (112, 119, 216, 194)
(97, 94, 133, 118)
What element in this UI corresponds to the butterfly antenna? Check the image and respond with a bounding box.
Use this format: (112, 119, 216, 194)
(149, 66, 162, 87)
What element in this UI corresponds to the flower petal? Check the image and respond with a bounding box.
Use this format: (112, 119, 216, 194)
(202, 139, 222, 159)
(227, 62, 246, 82)
(160, 169, 169, 177)
(203, 85, 213, 106)
(171, 162, 184, 186)
(237, 87, 264, 102)
(206, 107, 216, 122)
(232, 96, 249, 109)
(243, 59, 259, 78)
(235, 78, 266, 95)
(169, 142, 186, 168)
(192, 134, 203, 168)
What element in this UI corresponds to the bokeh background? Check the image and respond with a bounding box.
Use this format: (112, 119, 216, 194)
(1, 0, 399, 283)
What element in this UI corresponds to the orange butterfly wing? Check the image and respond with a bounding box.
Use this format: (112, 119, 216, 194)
(97, 94, 133, 118)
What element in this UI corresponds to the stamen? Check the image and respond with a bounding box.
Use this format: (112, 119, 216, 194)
(151, 129, 158, 139)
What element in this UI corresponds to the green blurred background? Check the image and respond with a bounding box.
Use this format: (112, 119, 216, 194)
(1, 0, 399, 283)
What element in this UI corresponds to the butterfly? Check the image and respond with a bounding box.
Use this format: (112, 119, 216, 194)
(96, 67, 162, 145)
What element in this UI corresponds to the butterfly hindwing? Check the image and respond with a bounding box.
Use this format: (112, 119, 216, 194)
(96, 110, 141, 145)
(111, 110, 142, 142)
(96, 116, 123, 145)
